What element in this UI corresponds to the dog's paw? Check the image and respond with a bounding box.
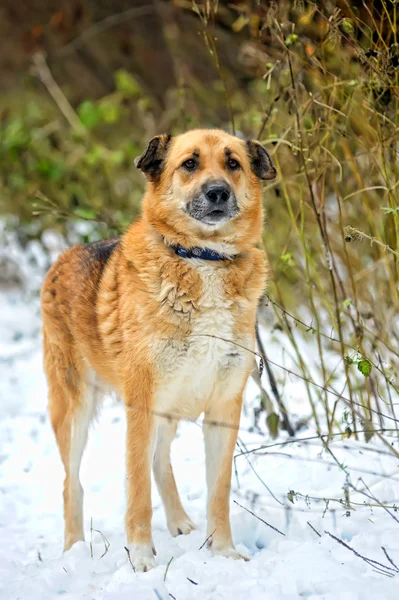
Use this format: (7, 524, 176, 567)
(126, 543, 156, 572)
(168, 515, 197, 537)
(211, 545, 250, 561)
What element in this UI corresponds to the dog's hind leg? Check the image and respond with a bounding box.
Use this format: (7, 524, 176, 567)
(153, 418, 196, 537)
(44, 332, 98, 551)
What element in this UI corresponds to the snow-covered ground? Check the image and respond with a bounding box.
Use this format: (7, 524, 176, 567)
(1, 229, 399, 599)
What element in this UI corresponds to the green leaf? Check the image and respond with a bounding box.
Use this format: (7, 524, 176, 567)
(74, 207, 97, 220)
(115, 70, 142, 97)
(34, 159, 64, 181)
(85, 145, 103, 166)
(381, 206, 399, 215)
(357, 358, 372, 377)
(280, 252, 296, 267)
(99, 98, 121, 124)
(8, 174, 26, 190)
(78, 101, 101, 129)
(341, 18, 354, 34)
(3, 119, 30, 151)
(109, 150, 125, 166)
(285, 33, 298, 47)
(266, 412, 280, 439)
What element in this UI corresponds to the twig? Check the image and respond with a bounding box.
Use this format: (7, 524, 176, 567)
(31, 53, 84, 134)
(90, 517, 93, 559)
(187, 577, 198, 585)
(199, 529, 216, 550)
(351, 479, 399, 525)
(89, 518, 110, 559)
(233, 500, 285, 536)
(307, 521, 321, 537)
(289, 490, 399, 511)
(188, 334, 399, 459)
(236, 438, 283, 505)
(255, 324, 295, 436)
(56, 6, 156, 56)
(345, 226, 399, 260)
(266, 293, 399, 381)
(235, 430, 399, 458)
(164, 556, 174, 582)
(124, 546, 135, 572)
(381, 547, 399, 572)
(325, 531, 397, 577)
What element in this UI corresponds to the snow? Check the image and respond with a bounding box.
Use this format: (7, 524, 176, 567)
(1, 229, 399, 599)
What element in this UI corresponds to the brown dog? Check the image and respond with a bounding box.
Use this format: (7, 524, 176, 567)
(41, 129, 276, 571)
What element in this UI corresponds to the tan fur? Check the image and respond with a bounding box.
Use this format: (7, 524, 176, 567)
(41, 129, 274, 571)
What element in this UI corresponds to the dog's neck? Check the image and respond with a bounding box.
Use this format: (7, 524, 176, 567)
(166, 241, 237, 262)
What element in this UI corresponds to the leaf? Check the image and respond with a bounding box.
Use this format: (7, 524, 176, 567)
(266, 412, 280, 439)
(115, 70, 142, 97)
(232, 15, 249, 33)
(8, 174, 26, 189)
(285, 33, 298, 47)
(34, 158, 64, 181)
(85, 145, 103, 166)
(78, 101, 101, 129)
(280, 252, 296, 267)
(74, 207, 97, 220)
(357, 358, 372, 377)
(99, 98, 121, 124)
(341, 18, 354, 34)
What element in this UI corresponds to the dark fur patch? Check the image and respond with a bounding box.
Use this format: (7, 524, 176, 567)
(84, 238, 120, 268)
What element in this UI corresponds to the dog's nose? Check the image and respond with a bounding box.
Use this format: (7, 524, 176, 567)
(205, 184, 231, 204)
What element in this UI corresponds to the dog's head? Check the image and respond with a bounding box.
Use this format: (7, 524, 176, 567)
(136, 129, 276, 251)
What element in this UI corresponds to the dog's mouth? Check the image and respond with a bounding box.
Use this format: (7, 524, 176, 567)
(206, 208, 227, 220)
(186, 195, 238, 226)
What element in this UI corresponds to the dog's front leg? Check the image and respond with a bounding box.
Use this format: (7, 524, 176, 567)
(125, 376, 156, 572)
(203, 394, 249, 561)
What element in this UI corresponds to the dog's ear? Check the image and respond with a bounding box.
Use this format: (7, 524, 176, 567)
(135, 134, 172, 180)
(246, 140, 277, 180)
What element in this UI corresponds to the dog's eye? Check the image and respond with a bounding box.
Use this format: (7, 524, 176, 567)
(182, 159, 196, 171)
(227, 158, 240, 170)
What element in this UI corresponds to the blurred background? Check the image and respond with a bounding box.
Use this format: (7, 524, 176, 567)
(1, 0, 398, 443)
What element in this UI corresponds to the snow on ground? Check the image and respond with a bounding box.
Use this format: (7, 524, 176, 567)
(1, 231, 399, 599)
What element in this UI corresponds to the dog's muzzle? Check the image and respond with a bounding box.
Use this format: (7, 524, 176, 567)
(186, 181, 239, 226)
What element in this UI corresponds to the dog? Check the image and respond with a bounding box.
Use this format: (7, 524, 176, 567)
(41, 129, 276, 571)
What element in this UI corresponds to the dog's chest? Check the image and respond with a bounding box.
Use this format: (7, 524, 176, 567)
(154, 262, 252, 415)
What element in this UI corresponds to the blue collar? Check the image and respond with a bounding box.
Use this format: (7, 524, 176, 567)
(169, 243, 236, 261)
